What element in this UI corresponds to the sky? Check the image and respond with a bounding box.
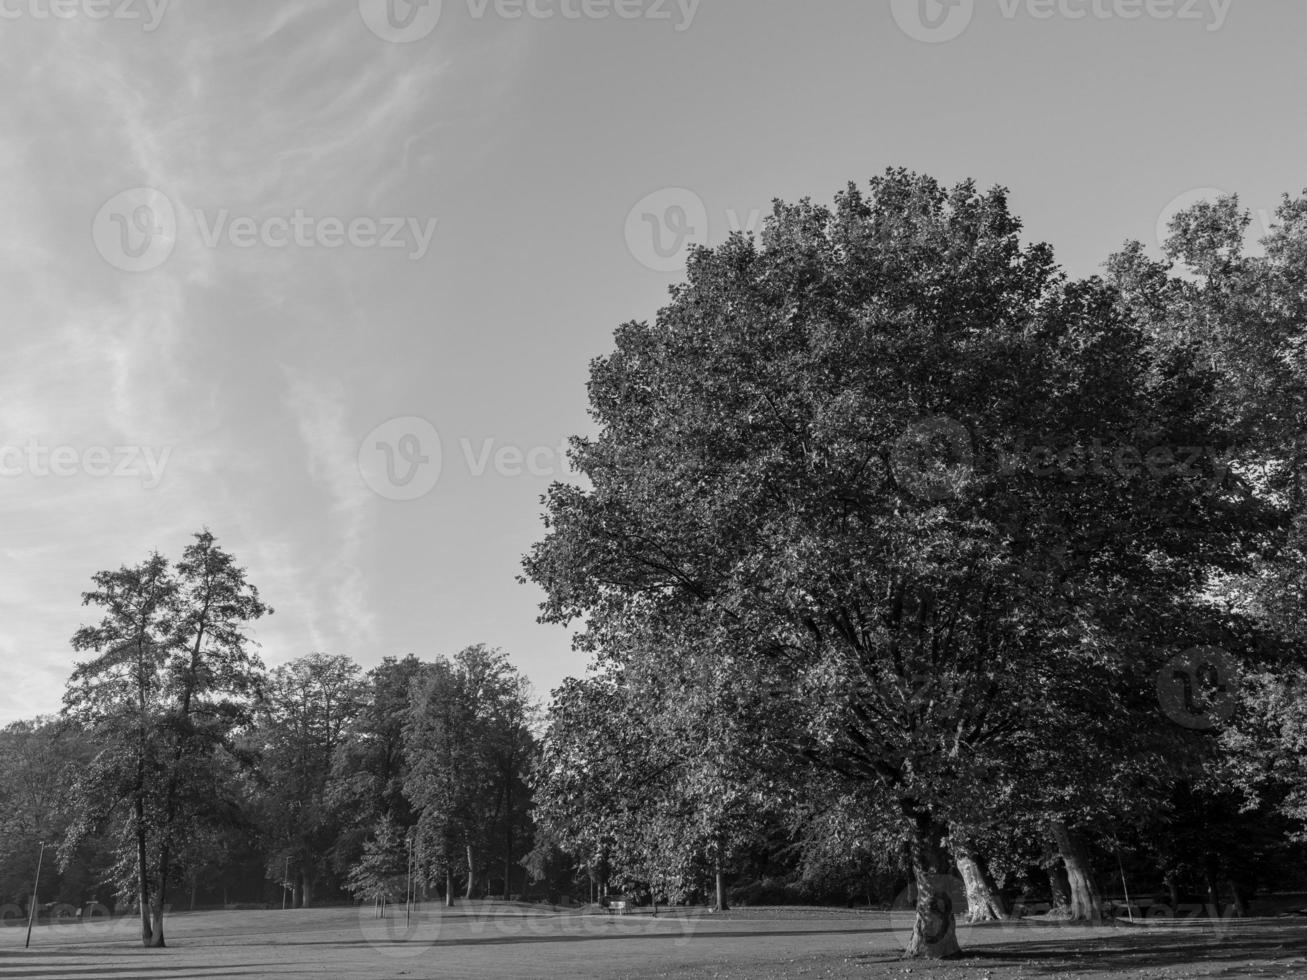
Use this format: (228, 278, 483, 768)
(1, 0, 1305, 723)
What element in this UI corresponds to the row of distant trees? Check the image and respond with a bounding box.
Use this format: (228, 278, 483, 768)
(0, 535, 537, 949)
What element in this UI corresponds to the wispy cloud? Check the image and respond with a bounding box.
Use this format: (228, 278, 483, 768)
(0, 0, 457, 716)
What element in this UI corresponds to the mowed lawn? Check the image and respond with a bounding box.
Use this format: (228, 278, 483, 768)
(3, 903, 1307, 980)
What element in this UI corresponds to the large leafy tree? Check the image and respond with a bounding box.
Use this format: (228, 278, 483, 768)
(533, 648, 769, 910)
(61, 531, 269, 947)
(329, 656, 426, 883)
(524, 171, 1270, 958)
(1104, 189, 1307, 911)
(0, 719, 97, 907)
(404, 646, 534, 904)
(253, 652, 363, 907)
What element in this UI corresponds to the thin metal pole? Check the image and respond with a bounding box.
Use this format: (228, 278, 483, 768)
(406, 836, 413, 927)
(25, 841, 46, 949)
(1114, 839, 1134, 923)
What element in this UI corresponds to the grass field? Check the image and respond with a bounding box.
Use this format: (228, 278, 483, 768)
(3, 903, 1307, 979)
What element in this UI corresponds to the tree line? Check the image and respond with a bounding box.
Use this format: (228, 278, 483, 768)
(3, 170, 1306, 960)
(1, 534, 536, 948)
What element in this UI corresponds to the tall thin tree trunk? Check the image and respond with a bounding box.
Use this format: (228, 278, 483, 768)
(715, 864, 728, 912)
(1227, 879, 1248, 918)
(148, 620, 205, 950)
(1203, 861, 1221, 920)
(1051, 823, 1102, 925)
(445, 867, 455, 908)
(902, 802, 961, 960)
(135, 795, 152, 946)
(504, 828, 513, 901)
(504, 778, 514, 901)
(955, 843, 1005, 922)
(466, 844, 476, 901)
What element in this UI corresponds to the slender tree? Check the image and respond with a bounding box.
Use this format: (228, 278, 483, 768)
(61, 531, 269, 947)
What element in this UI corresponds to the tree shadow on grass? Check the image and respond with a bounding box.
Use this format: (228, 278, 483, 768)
(960, 922, 1307, 977)
(318, 924, 899, 950)
(0, 952, 292, 980)
(0, 968, 291, 980)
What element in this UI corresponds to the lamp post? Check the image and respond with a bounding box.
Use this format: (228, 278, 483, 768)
(25, 841, 46, 950)
(406, 835, 414, 928)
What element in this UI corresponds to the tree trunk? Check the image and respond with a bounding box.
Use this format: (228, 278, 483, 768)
(902, 802, 962, 960)
(1203, 864, 1221, 920)
(1047, 864, 1071, 915)
(504, 778, 514, 901)
(301, 874, 313, 909)
(148, 613, 205, 950)
(466, 844, 475, 901)
(1050, 823, 1102, 925)
(148, 902, 166, 948)
(146, 870, 167, 948)
(715, 865, 728, 912)
(445, 867, 455, 908)
(135, 796, 153, 946)
(1227, 879, 1248, 918)
(955, 845, 1005, 922)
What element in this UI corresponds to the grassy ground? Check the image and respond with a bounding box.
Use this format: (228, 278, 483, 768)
(2, 902, 1305, 979)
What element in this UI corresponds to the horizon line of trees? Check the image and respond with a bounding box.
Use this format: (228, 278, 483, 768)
(0, 512, 1303, 952)
(1, 535, 539, 948)
(3, 170, 1307, 962)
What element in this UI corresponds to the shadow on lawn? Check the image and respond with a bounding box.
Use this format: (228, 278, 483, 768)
(962, 922, 1307, 977)
(332, 924, 897, 950)
(0, 952, 288, 980)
